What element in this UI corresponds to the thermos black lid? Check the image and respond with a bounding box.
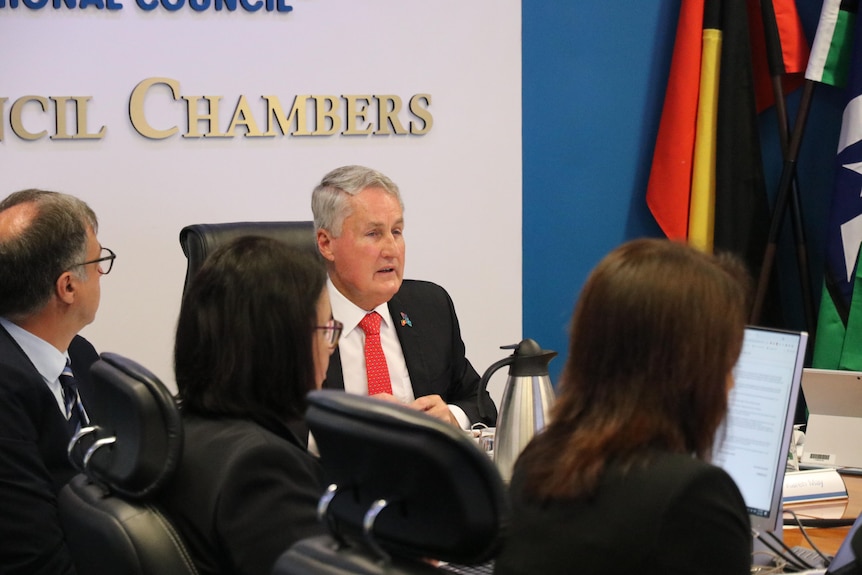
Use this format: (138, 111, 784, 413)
(502, 338, 557, 377)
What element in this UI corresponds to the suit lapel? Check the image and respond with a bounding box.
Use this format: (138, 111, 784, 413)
(389, 291, 430, 397)
(324, 283, 430, 396)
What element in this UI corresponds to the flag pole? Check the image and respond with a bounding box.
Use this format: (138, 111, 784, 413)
(749, 0, 817, 336)
(750, 79, 816, 331)
(765, 73, 818, 337)
(787, 167, 818, 339)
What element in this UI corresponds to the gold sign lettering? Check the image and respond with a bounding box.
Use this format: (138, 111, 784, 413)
(4, 78, 433, 141)
(6, 95, 106, 141)
(129, 77, 180, 139)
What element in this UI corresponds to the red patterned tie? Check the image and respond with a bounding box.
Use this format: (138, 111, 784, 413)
(359, 312, 392, 395)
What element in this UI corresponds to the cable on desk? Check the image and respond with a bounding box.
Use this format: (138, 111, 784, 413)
(752, 528, 814, 572)
(783, 517, 857, 528)
(767, 530, 818, 572)
(784, 508, 832, 568)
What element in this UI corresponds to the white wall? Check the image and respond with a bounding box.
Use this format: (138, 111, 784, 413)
(2, 0, 521, 405)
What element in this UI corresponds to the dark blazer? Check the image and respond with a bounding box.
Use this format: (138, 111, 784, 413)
(324, 279, 497, 426)
(0, 324, 98, 575)
(158, 413, 328, 575)
(494, 451, 752, 575)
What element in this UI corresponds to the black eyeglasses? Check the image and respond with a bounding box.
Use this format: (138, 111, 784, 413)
(315, 318, 344, 348)
(73, 247, 116, 275)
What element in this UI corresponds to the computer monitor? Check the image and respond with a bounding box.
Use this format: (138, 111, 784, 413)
(711, 326, 808, 541)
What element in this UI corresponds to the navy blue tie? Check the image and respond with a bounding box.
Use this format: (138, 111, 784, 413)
(59, 360, 88, 434)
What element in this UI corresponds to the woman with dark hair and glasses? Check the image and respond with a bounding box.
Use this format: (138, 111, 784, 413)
(494, 238, 752, 575)
(159, 236, 342, 575)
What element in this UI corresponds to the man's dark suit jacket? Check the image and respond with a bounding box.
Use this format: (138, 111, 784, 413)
(0, 324, 98, 575)
(324, 279, 497, 426)
(158, 413, 327, 575)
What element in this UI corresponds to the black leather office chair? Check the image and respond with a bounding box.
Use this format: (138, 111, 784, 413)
(58, 352, 198, 575)
(179, 221, 317, 295)
(272, 390, 509, 575)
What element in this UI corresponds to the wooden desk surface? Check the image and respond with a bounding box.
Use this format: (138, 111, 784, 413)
(782, 473, 862, 556)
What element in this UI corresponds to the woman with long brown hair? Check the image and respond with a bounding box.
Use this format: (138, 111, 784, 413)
(495, 238, 752, 575)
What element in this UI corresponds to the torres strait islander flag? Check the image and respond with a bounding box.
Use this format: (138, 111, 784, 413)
(810, 0, 862, 369)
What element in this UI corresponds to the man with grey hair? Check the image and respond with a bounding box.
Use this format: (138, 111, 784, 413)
(312, 165, 496, 428)
(0, 189, 115, 575)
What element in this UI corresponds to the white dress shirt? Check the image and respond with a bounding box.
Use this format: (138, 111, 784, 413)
(327, 278, 470, 428)
(327, 278, 415, 403)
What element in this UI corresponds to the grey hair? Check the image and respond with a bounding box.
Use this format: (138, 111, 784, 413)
(0, 189, 98, 318)
(311, 165, 403, 236)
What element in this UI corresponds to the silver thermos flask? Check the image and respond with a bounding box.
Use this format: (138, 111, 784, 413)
(477, 338, 557, 482)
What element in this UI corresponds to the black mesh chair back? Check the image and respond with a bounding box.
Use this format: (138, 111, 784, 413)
(179, 221, 317, 295)
(272, 389, 509, 575)
(58, 352, 198, 575)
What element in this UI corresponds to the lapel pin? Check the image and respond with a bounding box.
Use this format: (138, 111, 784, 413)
(400, 312, 413, 327)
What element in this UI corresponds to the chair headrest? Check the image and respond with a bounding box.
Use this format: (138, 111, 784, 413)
(76, 352, 183, 499)
(306, 389, 509, 565)
(178, 221, 317, 295)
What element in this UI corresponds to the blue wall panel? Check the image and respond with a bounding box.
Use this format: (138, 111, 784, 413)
(523, 0, 846, 384)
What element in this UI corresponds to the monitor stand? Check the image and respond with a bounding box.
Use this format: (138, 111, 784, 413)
(752, 502, 784, 568)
